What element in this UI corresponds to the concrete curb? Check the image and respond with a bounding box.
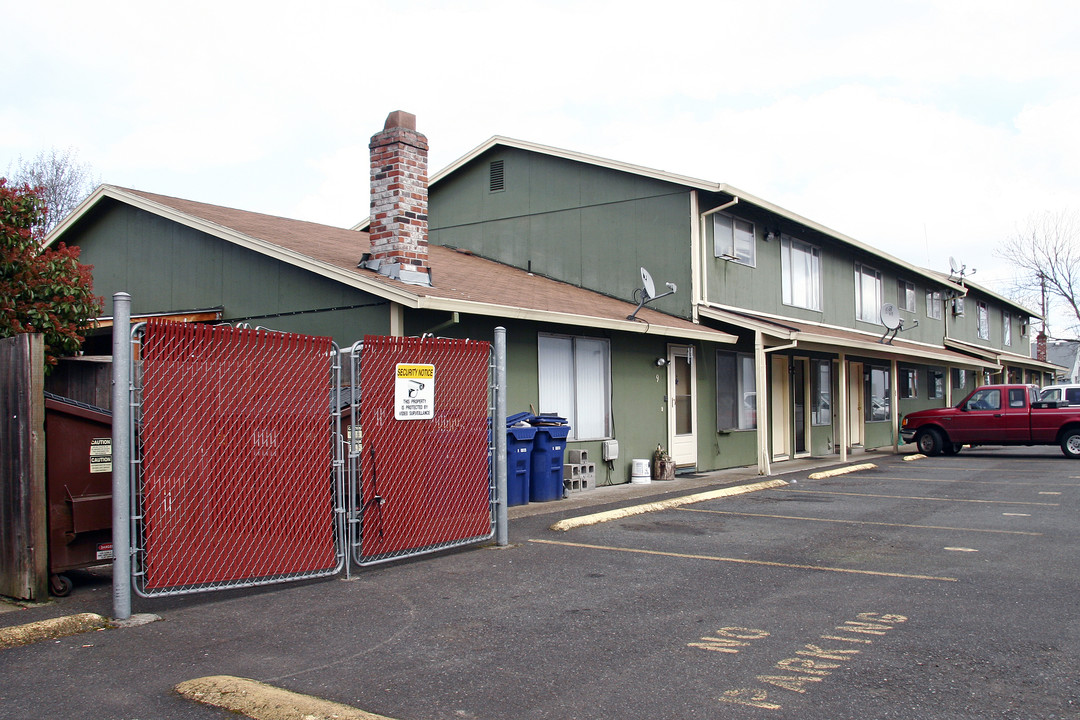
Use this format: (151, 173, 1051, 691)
(175, 675, 397, 720)
(807, 462, 877, 480)
(549, 478, 788, 531)
(903, 453, 927, 462)
(0, 612, 111, 650)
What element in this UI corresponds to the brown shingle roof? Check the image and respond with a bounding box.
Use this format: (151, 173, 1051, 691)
(105, 187, 734, 343)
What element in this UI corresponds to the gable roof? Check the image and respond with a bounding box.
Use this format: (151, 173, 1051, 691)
(924, 269, 1039, 318)
(48, 185, 736, 344)
(401, 135, 976, 297)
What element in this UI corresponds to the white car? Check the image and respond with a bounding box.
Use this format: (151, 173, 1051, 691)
(1039, 384, 1080, 405)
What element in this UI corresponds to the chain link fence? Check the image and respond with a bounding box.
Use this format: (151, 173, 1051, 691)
(349, 335, 494, 566)
(132, 320, 345, 596)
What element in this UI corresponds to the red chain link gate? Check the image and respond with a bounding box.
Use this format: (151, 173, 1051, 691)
(133, 320, 344, 596)
(128, 321, 495, 596)
(349, 335, 494, 566)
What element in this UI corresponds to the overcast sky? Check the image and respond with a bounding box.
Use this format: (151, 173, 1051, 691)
(4, 0, 1078, 329)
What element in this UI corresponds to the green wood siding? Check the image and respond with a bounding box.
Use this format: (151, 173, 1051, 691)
(430, 148, 696, 319)
(405, 310, 752, 479)
(704, 216, 953, 345)
(67, 202, 391, 344)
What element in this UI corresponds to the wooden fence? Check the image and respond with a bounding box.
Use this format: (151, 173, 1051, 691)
(0, 334, 48, 600)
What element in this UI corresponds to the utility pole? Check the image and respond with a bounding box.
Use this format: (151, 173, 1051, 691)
(1037, 272, 1048, 363)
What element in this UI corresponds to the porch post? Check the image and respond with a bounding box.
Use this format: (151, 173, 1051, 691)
(755, 331, 770, 475)
(891, 358, 900, 453)
(838, 353, 849, 463)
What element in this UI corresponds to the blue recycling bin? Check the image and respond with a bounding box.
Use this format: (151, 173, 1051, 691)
(506, 423, 537, 506)
(529, 419, 571, 502)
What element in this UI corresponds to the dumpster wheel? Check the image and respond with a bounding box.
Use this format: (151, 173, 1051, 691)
(49, 574, 73, 597)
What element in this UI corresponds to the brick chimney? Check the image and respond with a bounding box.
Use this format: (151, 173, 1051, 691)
(367, 110, 431, 286)
(1037, 328, 1048, 362)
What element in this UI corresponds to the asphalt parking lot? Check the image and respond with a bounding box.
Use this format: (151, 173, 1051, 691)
(2, 447, 1078, 720)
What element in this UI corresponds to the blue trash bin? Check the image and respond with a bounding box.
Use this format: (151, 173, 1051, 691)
(529, 420, 571, 502)
(506, 424, 537, 506)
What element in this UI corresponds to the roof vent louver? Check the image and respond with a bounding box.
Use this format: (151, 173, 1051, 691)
(489, 160, 505, 192)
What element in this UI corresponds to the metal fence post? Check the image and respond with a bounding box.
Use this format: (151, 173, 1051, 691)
(494, 327, 508, 546)
(111, 292, 132, 620)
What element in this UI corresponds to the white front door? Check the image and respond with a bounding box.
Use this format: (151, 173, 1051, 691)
(668, 345, 697, 466)
(771, 354, 791, 461)
(848, 361, 864, 447)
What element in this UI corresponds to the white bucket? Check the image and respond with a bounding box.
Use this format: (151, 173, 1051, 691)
(630, 458, 651, 484)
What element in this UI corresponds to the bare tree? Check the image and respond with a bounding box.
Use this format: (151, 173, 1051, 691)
(6, 147, 98, 234)
(997, 209, 1080, 338)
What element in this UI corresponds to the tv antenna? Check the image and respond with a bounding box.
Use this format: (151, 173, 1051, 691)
(948, 256, 976, 283)
(627, 267, 677, 321)
(879, 302, 918, 344)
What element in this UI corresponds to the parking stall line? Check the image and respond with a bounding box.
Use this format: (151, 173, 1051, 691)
(530, 539, 958, 582)
(775, 488, 1059, 507)
(678, 508, 1043, 536)
(866, 475, 1080, 487)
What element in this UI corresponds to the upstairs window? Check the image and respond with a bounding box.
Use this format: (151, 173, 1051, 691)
(898, 280, 916, 312)
(977, 301, 990, 340)
(926, 290, 943, 320)
(781, 235, 822, 311)
(1003, 311, 1012, 346)
(855, 263, 883, 323)
(713, 213, 756, 266)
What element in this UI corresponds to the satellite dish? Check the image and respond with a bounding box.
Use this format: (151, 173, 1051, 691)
(880, 303, 901, 330)
(640, 267, 656, 300)
(949, 256, 960, 274)
(627, 266, 677, 321)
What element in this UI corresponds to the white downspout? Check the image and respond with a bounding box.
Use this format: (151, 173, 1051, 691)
(698, 197, 740, 310)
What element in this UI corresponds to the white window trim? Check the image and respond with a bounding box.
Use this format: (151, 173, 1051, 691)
(717, 351, 757, 430)
(713, 213, 756, 266)
(977, 301, 990, 340)
(855, 263, 883, 324)
(780, 235, 822, 312)
(537, 333, 612, 441)
(899, 280, 916, 312)
(926, 290, 942, 320)
(811, 358, 831, 426)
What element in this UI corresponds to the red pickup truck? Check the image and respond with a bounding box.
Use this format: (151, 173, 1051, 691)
(900, 384, 1080, 458)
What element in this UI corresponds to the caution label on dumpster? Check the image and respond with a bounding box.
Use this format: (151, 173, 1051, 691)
(90, 437, 112, 474)
(395, 364, 435, 420)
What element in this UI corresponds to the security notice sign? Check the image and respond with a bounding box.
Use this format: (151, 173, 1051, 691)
(395, 363, 435, 420)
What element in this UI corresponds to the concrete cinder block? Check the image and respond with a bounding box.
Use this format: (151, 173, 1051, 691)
(563, 462, 595, 492)
(567, 449, 589, 464)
